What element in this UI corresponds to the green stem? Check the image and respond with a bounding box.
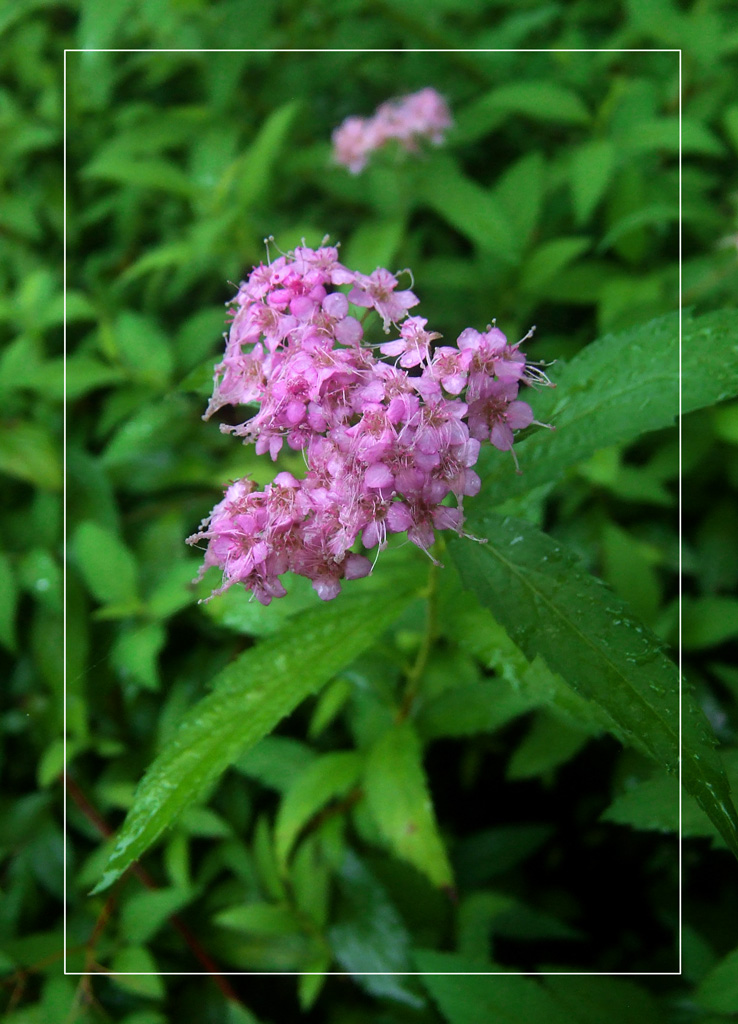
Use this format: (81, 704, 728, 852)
(397, 552, 440, 721)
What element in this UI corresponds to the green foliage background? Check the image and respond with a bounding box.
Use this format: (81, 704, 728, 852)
(2, 0, 738, 1020)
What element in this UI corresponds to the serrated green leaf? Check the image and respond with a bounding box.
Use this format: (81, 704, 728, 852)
(92, 585, 417, 893)
(603, 752, 738, 844)
(364, 720, 453, 889)
(73, 521, 139, 607)
(275, 751, 362, 870)
(479, 309, 738, 505)
(415, 950, 572, 1023)
(450, 513, 738, 859)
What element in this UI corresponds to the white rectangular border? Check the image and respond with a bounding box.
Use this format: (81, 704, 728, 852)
(63, 44, 679, 978)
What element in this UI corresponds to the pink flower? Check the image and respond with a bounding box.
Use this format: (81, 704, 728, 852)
(379, 316, 440, 367)
(189, 239, 552, 603)
(333, 88, 453, 173)
(348, 268, 419, 332)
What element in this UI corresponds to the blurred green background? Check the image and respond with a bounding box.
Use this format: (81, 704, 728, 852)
(2, 0, 738, 1020)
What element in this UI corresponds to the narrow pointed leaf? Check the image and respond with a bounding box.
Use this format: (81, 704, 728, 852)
(450, 513, 738, 859)
(480, 309, 738, 505)
(274, 751, 363, 870)
(364, 720, 454, 889)
(92, 585, 417, 893)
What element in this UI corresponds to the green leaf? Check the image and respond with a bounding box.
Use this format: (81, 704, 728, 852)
(231, 100, 301, 210)
(696, 946, 738, 1013)
(417, 156, 516, 257)
(364, 720, 453, 889)
(602, 752, 738, 844)
(454, 825, 553, 887)
(456, 81, 590, 143)
(82, 155, 196, 197)
(682, 596, 738, 650)
(493, 152, 544, 249)
(570, 139, 615, 224)
(415, 950, 572, 1023)
(328, 851, 424, 1008)
(0, 551, 18, 652)
(507, 712, 591, 780)
(111, 622, 166, 691)
(65, 355, 124, 399)
(112, 311, 174, 386)
(214, 902, 301, 936)
(479, 309, 738, 505)
(627, 117, 723, 156)
(0, 421, 61, 490)
(275, 751, 363, 870)
(520, 237, 590, 295)
(73, 521, 139, 607)
(119, 887, 193, 945)
(343, 217, 406, 275)
(416, 682, 536, 742)
(450, 513, 738, 859)
(93, 585, 417, 892)
(234, 736, 317, 793)
(109, 947, 165, 999)
(544, 975, 664, 1024)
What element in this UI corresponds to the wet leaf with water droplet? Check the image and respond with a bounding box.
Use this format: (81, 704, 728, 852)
(479, 308, 738, 507)
(451, 512, 738, 860)
(92, 582, 420, 893)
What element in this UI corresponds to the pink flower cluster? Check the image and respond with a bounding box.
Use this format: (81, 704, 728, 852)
(188, 240, 550, 604)
(332, 87, 453, 174)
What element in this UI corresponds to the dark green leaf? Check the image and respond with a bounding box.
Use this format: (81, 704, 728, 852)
(415, 950, 572, 1023)
(696, 946, 738, 1013)
(456, 81, 590, 143)
(0, 551, 18, 652)
(93, 585, 418, 892)
(479, 310, 738, 505)
(329, 851, 424, 1008)
(507, 712, 591, 780)
(451, 513, 738, 858)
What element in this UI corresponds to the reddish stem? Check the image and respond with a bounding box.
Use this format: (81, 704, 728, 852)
(65, 773, 242, 1005)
